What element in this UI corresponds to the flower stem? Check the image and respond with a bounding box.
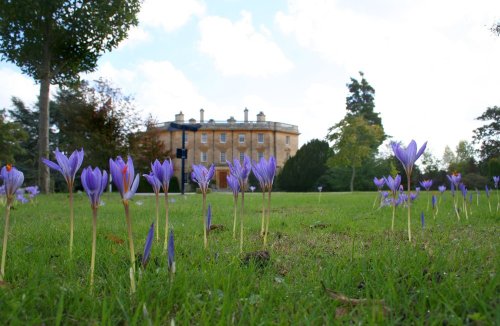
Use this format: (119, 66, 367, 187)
(240, 191, 245, 253)
(0, 201, 12, 281)
(391, 200, 396, 231)
(203, 193, 207, 249)
(260, 191, 265, 236)
(163, 192, 170, 252)
(69, 188, 74, 258)
(123, 202, 136, 274)
(155, 193, 159, 242)
(232, 196, 237, 239)
(263, 191, 272, 247)
(407, 176, 412, 242)
(90, 207, 98, 290)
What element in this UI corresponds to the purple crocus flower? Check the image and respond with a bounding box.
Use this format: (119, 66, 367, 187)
(142, 222, 155, 268)
(42, 148, 84, 187)
(250, 186, 256, 192)
(382, 191, 389, 198)
(15, 189, 28, 204)
(493, 176, 499, 189)
(459, 183, 467, 199)
(191, 164, 215, 193)
(206, 204, 212, 232)
(432, 195, 437, 209)
(227, 156, 252, 189)
(1, 165, 24, 200)
(420, 179, 433, 191)
(384, 175, 401, 196)
(227, 174, 240, 197)
(0, 165, 24, 281)
(410, 192, 418, 202)
(392, 140, 427, 178)
(447, 173, 461, 188)
(81, 167, 108, 209)
(469, 192, 473, 204)
(485, 185, 490, 198)
(25, 186, 39, 199)
(81, 166, 108, 288)
(252, 156, 277, 191)
(421, 212, 425, 229)
(168, 229, 175, 273)
(438, 185, 446, 194)
(109, 156, 140, 201)
(373, 177, 385, 190)
(152, 159, 174, 192)
(143, 172, 161, 194)
(415, 187, 421, 193)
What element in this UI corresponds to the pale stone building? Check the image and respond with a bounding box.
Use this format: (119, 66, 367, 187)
(155, 109, 299, 189)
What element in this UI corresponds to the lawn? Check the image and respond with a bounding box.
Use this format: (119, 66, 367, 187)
(0, 191, 498, 325)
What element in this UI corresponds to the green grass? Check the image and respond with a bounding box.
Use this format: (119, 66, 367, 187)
(0, 191, 498, 325)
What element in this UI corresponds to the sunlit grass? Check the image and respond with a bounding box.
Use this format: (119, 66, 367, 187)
(0, 191, 497, 324)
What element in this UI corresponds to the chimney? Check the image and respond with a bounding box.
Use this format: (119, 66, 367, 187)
(227, 116, 236, 124)
(257, 111, 266, 122)
(189, 118, 196, 124)
(244, 107, 248, 122)
(175, 111, 184, 123)
(200, 108, 204, 123)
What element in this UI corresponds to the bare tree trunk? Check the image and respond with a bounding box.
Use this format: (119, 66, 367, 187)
(350, 165, 356, 192)
(38, 73, 51, 193)
(38, 25, 51, 194)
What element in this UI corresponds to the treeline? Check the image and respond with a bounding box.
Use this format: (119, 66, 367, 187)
(276, 72, 499, 192)
(0, 79, 172, 192)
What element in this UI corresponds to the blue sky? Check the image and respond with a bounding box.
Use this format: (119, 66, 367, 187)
(1, 0, 500, 159)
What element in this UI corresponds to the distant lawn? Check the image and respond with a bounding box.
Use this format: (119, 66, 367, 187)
(0, 191, 498, 324)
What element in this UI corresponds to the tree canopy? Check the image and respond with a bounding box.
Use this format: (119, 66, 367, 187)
(0, 0, 141, 192)
(473, 106, 499, 162)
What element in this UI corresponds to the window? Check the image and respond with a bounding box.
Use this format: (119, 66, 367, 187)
(258, 133, 264, 143)
(286, 135, 290, 145)
(201, 133, 207, 144)
(200, 152, 207, 162)
(258, 152, 264, 160)
(220, 151, 226, 163)
(220, 133, 226, 143)
(239, 134, 245, 143)
(239, 151, 245, 162)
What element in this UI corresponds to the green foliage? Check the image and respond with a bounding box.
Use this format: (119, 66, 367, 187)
(0, 109, 27, 166)
(52, 79, 141, 169)
(327, 116, 384, 191)
(473, 106, 499, 162)
(277, 139, 331, 191)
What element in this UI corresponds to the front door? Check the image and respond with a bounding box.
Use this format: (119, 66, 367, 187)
(218, 170, 228, 189)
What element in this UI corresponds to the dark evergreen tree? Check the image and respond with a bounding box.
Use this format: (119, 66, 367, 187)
(277, 139, 331, 191)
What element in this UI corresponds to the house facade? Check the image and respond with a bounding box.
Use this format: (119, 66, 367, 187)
(155, 109, 300, 189)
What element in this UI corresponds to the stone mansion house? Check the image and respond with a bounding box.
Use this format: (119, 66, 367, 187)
(156, 109, 300, 189)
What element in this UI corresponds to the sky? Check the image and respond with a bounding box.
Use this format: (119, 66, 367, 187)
(1, 0, 500, 159)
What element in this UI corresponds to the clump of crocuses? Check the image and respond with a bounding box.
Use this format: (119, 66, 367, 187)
(384, 174, 401, 231)
(252, 156, 276, 247)
(81, 166, 107, 289)
(110, 156, 140, 292)
(227, 156, 251, 252)
(191, 164, 215, 249)
(42, 148, 84, 257)
(152, 159, 174, 252)
(392, 140, 427, 242)
(0, 165, 24, 281)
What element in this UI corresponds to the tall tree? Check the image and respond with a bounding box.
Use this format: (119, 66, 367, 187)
(0, 0, 141, 192)
(277, 139, 331, 191)
(345, 71, 386, 146)
(326, 116, 384, 192)
(473, 106, 499, 162)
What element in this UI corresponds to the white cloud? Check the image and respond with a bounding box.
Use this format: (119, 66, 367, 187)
(276, 0, 500, 155)
(83, 60, 212, 124)
(139, 0, 205, 32)
(198, 11, 294, 77)
(0, 67, 39, 110)
(117, 26, 152, 49)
